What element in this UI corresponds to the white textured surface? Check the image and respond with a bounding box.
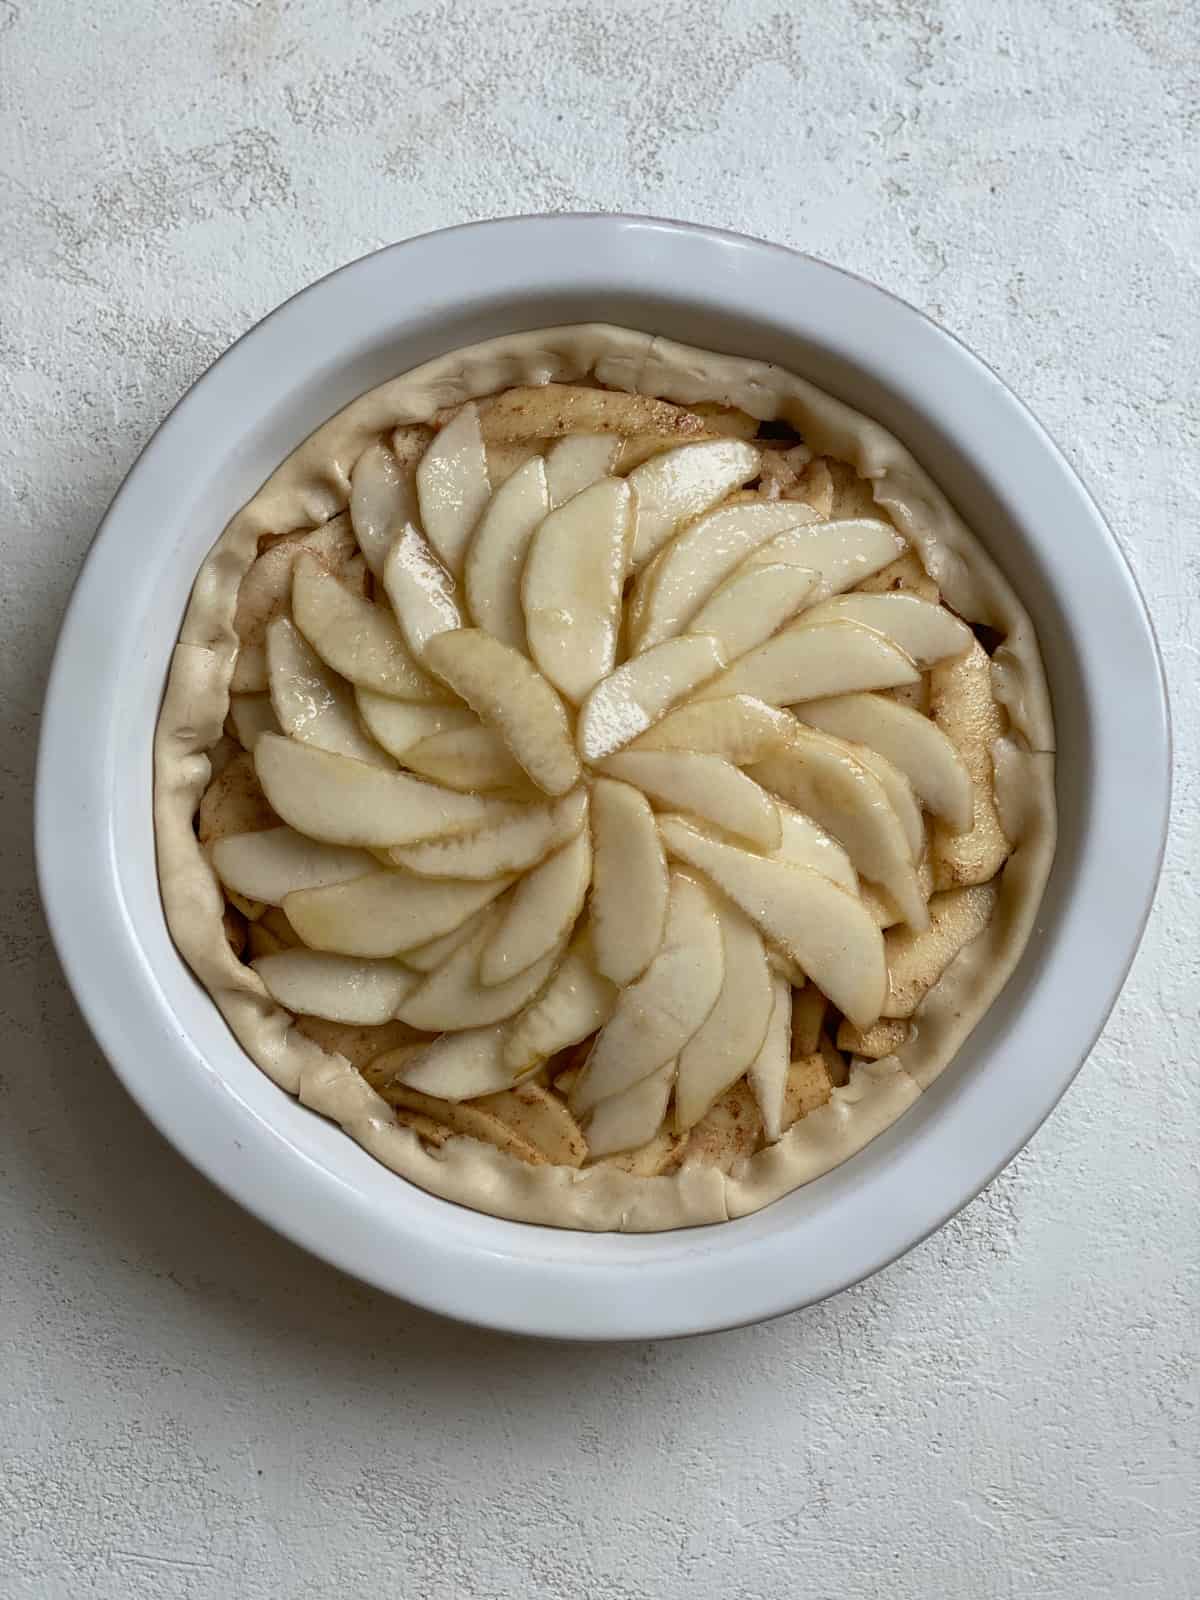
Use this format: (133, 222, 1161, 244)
(2, 1, 1196, 1594)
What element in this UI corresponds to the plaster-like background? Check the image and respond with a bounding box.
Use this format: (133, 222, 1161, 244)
(2, 2, 1196, 1595)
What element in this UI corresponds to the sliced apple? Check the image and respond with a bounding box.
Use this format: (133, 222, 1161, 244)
(795, 692, 973, 831)
(381, 523, 465, 658)
(584, 1063, 675, 1159)
(461, 456, 549, 651)
(388, 1023, 520, 1101)
(657, 817, 887, 1027)
(627, 439, 761, 567)
(632, 500, 820, 652)
(797, 592, 972, 667)
(290, 551, 443, 701)
(576, 634, 724, 761)
(401, 907, 492, 972)
(478, 1081, 588, 1166)
(255, 733, 522, 849)
(231, 515, 359, 692)
(479, 828, 591, 986)
(569, 871, 724, 1113)
(747, 974, 791, 1142)
(384, 787, 587, 879)
(545, 433, 622, 507)
(882, 883, 998, 1017)
(396, 910, 566, 1032)
(227, 693, 279, 750)
(252, 949, 415, 1025)
(421, 628, 580, 796)
(739, 518, 905, 599)
(522, 477, 633, 704)
(502, 933, 618, 1076)
(688, 563, 818, 661)
(266, 616, 392, 767)
(415, 401, 491, 575)
(750, 729, 928, 930)
(588, 777, 669, 986)
(599, 750, 781, 851)
(694, 619, 919, 706)
(211, 826, 376, 906)
(401, 724, 533, 794)
(284, 868, 513, 958)
(674, 902, 773, 1132)
(774, 805, 858, 894)
(631, 695, 795, 765)
(350, 440, 419, 578)
(354, 691, 478, 760)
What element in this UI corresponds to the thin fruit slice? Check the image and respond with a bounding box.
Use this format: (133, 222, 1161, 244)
(545, 433, 621, 507)
(396, 910, 566, 1031)
(740, 518, 905, 599)
(479, 829, 591, 986)
(252, 950, 415, 1025)
(576, 634, 724, 761)
(378, 1082, 544, 1164)
(657, 817, 887, 1027)
(211, 826, 376, 906)
(502, 933, 618, 1076)
(401, 907, 492, 972)
(627, 439, 761, 566)
(415, 401, 491, 575)
(790, 982, 828, 1058)
(782, 1055, 834, 1129)
(295, 1015, 423, 1071)
(231, 515, 359, 692)
(774, 805, 859, 893)
(631, 499, 819, 652)
(856, 547, 940, 603)
(197, 751, 278, 844)
(290, 552, 443, 701)
(599, 750, 781, 851)
(354, 692, 477, 760)
(266, 617, 392, 767)
(694, 619, 919, 705)
(285, 869, 513, 958)
(350, 440, 418, 578)
(593, 1127, 682, 1176)
(485, 441, 541, 488)
(384, 787, 587, 879)
(928, 641, 1011, 888)
(585, 1064, 675, 1159)
(422, 628, 580, 796)
(255, 733, 519, 847)
(678, 1079, 762, 1172)
(381, 522, 465, 658)
(798, 591, 972, 668)
(522, 478, 633, 703)
(747, 974, 791, 1142)
(228, 693, 279, 750)
(688, 564, 818, 660)
(795, 692, 973, 831)
(477, 1081, 588, 1166)
(570, 871, 724, 1113)
(389, 1024, 517, 1101)
(632, 695, 795, 764)
(246, 906, 302, 959)
(477, 384, 712, 444)
(751, 729, 928, 930)
(589, 778, 669, 986)
(674, 902, 773, 1132)
(462, 456, 549, 650)
(401, 724, 532, 794)
(837, 1017, 910, 1059)
(882, 883, 998, 1018)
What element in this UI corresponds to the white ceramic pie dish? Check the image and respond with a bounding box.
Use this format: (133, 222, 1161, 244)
(36, 216, 1169, 1340)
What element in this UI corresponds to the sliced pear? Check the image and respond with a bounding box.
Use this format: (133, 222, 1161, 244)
(569, 871, 724, 1113)
(627, 439, 762, 567)
(657, 817, 887, 1027)
(883, 883, 998, 1018)
(774, 805, 858, 893)
(695, 620, 918, 706)
(462, 456, 549, 651)
(211, 826, 376, 906)
(751, 729, 927, 930)
(545, 433, 621, 507)
(485, 441, 542, 488)
(674, 902, 773, 1132)
(848, 743, 924, 862)
(252, 950, 415, 1024)
(388, 1024, 519, 1101)
(354, 692, 477, 760)
(396, 910, 566, 1032)
(479, 828, 591, 986)
(588, 778, 669, 986)
(632, 500, 820, 652)
(285, 868, 513, 958)
(255, 733, 518, 848)
(592, 1127, 682, 1177)
(782, 1055, 834, 1129)
(747, 974, 791, 1142)
(384, 787, 587, 879)
(928, 641, 1011, 889)
(400, 907, 492, 972)
(795, 692, 973, 831)
(678, 1079, 762, 1172)
(502, 933, 618, 1076)
(295, 1015, 425, 1071)
(477, 383, 712, 444)
(290, 551, 442, 701)
(860, 856, 934, 929)
(798, 592, 972, 668)
(378, 1082, 544, 1165)
(231, 515, 359, 692)
(790, 982, 828, 1058)
(584, 1063, 675, 1159)
(228, 693, 279, 750)
(197, 750, 278, 845)
(350, 439, 420, 578)
(739, 518, 905, 599)
(576, 634, 724, 761)
(688, 563, 818, 661)
(401, 724, 533, 794)
(599, 750, 781, 851)
(837, 1016, 910, 1059)
(422, 628, 580, 796)
(522, 477, 633, 703)
(856, 547, 940, 603)
(266, 616, 392, 767)
(380, 523, 465, 658)
(246, 909, 297, 960)
(478, 1081, 588, 1166)
(415, 401, 491, 575)
(631, 695, 795, 765)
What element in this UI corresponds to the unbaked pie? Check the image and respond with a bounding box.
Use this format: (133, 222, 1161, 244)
(155, 326, 1055, 1230)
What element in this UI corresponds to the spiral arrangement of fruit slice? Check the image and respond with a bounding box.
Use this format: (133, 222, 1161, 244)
(201, 385, 1013, 1175)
